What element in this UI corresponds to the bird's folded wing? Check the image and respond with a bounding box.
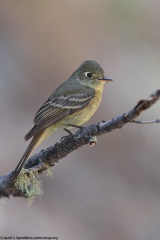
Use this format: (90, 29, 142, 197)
(25, 91, 94, 140)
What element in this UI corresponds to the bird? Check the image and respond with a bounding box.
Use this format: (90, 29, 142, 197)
(13, 60, 112, 179)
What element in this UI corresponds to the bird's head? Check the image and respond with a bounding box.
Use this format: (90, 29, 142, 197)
(75, 60, 112, 87)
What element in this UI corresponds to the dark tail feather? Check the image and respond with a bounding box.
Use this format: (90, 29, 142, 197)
(24, 125, 36, 141)
(13, 132, 43, 179)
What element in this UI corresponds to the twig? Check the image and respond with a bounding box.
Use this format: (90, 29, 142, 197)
(132, 119, 160, 124)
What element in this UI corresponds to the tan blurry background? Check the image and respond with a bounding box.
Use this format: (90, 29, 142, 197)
(0, 0, 160, 239)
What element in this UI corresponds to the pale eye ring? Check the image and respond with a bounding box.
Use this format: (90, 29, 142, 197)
(85, 72, 93, 79)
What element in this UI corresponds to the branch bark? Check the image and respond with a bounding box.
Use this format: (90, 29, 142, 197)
(0, 89, 160, 198)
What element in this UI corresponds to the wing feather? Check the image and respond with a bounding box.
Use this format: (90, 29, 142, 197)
(25, 90, 95, 140)
(34, 92, 94, 125)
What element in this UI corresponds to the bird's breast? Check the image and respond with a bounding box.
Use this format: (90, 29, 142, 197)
(68, 90, 103, 126)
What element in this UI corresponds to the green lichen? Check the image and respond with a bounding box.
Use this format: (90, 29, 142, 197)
(14, 169, 43, 198)
(46, 165, 54, 177)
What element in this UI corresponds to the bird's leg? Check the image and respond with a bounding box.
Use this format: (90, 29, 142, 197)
(60, 128, 73, 142)
(66, 124, 97, 146)
(63, 128, 73, 135)
(60, 125, 84, 142)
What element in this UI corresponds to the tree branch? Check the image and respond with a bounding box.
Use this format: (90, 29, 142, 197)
(0, 89, 160, 198)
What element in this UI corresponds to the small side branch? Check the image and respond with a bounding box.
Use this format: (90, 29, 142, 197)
(132, 119, 160, 124)
(0, 89, 160, 198)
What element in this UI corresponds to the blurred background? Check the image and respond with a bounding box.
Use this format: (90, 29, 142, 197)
(0, 0, 160, 239)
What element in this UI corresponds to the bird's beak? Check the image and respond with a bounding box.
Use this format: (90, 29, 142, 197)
(98, 77, 113, 82)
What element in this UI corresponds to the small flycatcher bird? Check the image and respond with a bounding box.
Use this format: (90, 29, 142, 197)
(14, 60, 112, 178)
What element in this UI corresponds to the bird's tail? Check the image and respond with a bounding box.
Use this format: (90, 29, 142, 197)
(13, 130, 45, 179)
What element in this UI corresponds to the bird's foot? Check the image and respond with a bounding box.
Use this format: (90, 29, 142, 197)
(62, 124, 97, 146)
(60, 128, 73, 142)
(67, 124, 97, 146)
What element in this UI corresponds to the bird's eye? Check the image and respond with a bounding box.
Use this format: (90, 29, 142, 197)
(85, 72, 93, 79)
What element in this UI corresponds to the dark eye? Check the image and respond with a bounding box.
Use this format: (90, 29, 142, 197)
(85, 72, 93, 79)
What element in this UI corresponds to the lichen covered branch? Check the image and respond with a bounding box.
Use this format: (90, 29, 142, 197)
(0, 89, 160, 198)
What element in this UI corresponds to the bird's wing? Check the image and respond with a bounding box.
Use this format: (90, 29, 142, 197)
(25, 90, 95, 140)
